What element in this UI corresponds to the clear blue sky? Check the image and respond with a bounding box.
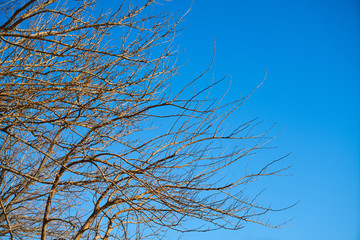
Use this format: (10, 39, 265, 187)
(52, 0, 359, 238)
(159, 0, 359, 240)
(0, 1, 357, 239)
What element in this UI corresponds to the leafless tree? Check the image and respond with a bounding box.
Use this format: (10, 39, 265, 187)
(0, 0, 289, 239)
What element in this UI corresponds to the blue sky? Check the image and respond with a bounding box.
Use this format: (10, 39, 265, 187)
(160, 0, 359, 240)
(0, 0, 357, 239)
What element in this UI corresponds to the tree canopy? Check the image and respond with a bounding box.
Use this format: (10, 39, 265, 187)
(0, 0, 289, 239)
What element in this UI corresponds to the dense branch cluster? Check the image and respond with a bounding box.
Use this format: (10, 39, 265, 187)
(0, 0, 287, 239)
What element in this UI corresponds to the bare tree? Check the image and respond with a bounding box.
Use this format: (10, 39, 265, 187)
(0, 0, 289, 239)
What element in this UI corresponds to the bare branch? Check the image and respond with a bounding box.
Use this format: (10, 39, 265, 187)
(0, 0, 290, 239)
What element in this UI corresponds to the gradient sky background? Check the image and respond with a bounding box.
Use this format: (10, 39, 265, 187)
(0, 1, 358, 239)
(156, 0, 359, 240)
